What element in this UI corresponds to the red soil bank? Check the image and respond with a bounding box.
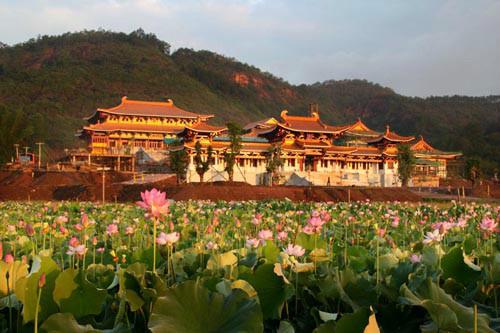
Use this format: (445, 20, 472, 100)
(0, 170, 422, 202)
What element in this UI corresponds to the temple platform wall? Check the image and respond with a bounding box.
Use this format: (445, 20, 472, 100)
(186, 163, 402, 187)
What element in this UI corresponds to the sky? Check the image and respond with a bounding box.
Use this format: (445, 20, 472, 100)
(1, 0, 499, 97)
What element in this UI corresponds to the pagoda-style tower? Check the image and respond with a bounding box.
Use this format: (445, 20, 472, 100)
(71, 97, 218, 171)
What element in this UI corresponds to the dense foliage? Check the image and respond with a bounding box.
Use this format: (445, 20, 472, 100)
(0, 194, 498, 332)
(0, 30, 498, 173)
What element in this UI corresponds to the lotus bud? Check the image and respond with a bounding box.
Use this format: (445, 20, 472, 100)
(38, 272, 46, 288)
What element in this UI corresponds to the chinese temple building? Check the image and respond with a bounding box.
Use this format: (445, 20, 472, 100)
(410, 136, 462, 186)
(70, 97, 222, 171)
(73, 98, 461, 187)
(177, 104, 461, 187)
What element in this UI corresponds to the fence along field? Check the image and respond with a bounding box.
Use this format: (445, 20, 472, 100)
(0, 189, 498, 332)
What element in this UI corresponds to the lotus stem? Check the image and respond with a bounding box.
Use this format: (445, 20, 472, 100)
(474, 304, 478, 333)
(34, 285, 42, 333)
(153, 217, 157, 274)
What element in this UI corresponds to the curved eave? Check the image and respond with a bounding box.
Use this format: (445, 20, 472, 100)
(277, 123, 348, 135)
(178, 126, 227, 135)
(96, 108, 214, 120)
(368, 136, 415, 144)
(414, 152, 462, 159)
(82, 126, 179, 134)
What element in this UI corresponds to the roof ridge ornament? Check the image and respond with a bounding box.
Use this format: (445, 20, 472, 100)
(280, 110, 289, 120)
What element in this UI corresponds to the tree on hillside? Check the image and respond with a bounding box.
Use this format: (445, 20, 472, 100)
(465, 157, 481, 186)
(169, 147, 189, 184)
(223, 122, 243, 182)
(0, 106, 33, 165)
(397, 144, 416, 187)
(266, 144, 284, 186)
(194, 141, 213, 183)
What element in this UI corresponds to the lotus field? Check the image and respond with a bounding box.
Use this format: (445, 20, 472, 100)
(0, 190, 498, 333)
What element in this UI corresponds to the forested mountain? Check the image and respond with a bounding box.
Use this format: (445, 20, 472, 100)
(0, 30, 498, 173)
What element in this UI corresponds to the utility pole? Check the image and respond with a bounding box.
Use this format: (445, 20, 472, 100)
(35, 142, 44, 169)
(14, 144, 19, 162)
(97, 167, 111, 203)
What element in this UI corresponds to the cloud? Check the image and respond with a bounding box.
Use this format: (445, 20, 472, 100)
(0, 0, 498, 96)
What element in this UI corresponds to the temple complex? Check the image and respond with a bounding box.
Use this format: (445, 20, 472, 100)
(73, 98, 461, 186)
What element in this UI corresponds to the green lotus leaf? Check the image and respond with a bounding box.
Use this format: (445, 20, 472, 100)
(0, 260, 29, 297)
(296, 233, 326, 251)
(207, 250, 238, 270)
(441, 246, 481, 285)
(14, 256, 60, 323)
(40, 312, 130, 333)
(346, 246, 370, 272)
(261, 241, 280, 263)
(313, 321, 336, 333)
(53, 268, 107, 318)
(400, 279, 495, 332)
(148, 280, 263, 333)
(422, 246, 439, 268)
(379, 253, 399, 271)
(277, 320, 295, 333)
(240, 263, 288, 320)
(86, 264, 116, 289)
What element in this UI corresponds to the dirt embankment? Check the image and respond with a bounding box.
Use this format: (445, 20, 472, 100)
(0, 170, 131, 201)
(0, 170, 422, 202)
(439, 178, 500, 199)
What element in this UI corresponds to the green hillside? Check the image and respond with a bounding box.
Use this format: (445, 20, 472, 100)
(0, 30, 498, 173)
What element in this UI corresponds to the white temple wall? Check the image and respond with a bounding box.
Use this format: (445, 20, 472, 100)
(186, 159, 402, 187)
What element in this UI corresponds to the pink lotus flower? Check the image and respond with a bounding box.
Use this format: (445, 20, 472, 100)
(480, 217, 497, 232)
(59, 226, 68, 235)
(74, 224, 83, 232)
(136, 189, 170, 218)
(81, 213, 90, 227)
(320, 211, 331, 222)
(206, 241, 218, 250)
(25, 224, 35, 237)
(97, 247, 105, 253)
(391, 217, 400, 228)
(306, 212, 325, 234)
(455, 218, 467, 228)
(69, 236, 80, 247)
(125, 226, 135, 236)
(4, 254, 14, 264)
(246, 238, 260, 249)
(285, 244, 305, 257)
(55, 216, 68, 224)
(67, 245, 87, 257)
(423, 229, 443, 244)
(409, 254, 422, 264)
(258, 229, 273, 241)
(107, 224, 119, 236)
(377, 228, 386, 237)
(302, 225, 315, 235)
(277, 231, 288, 241)
(252, 213, 262, 226)
(156, 232, 179, 245)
